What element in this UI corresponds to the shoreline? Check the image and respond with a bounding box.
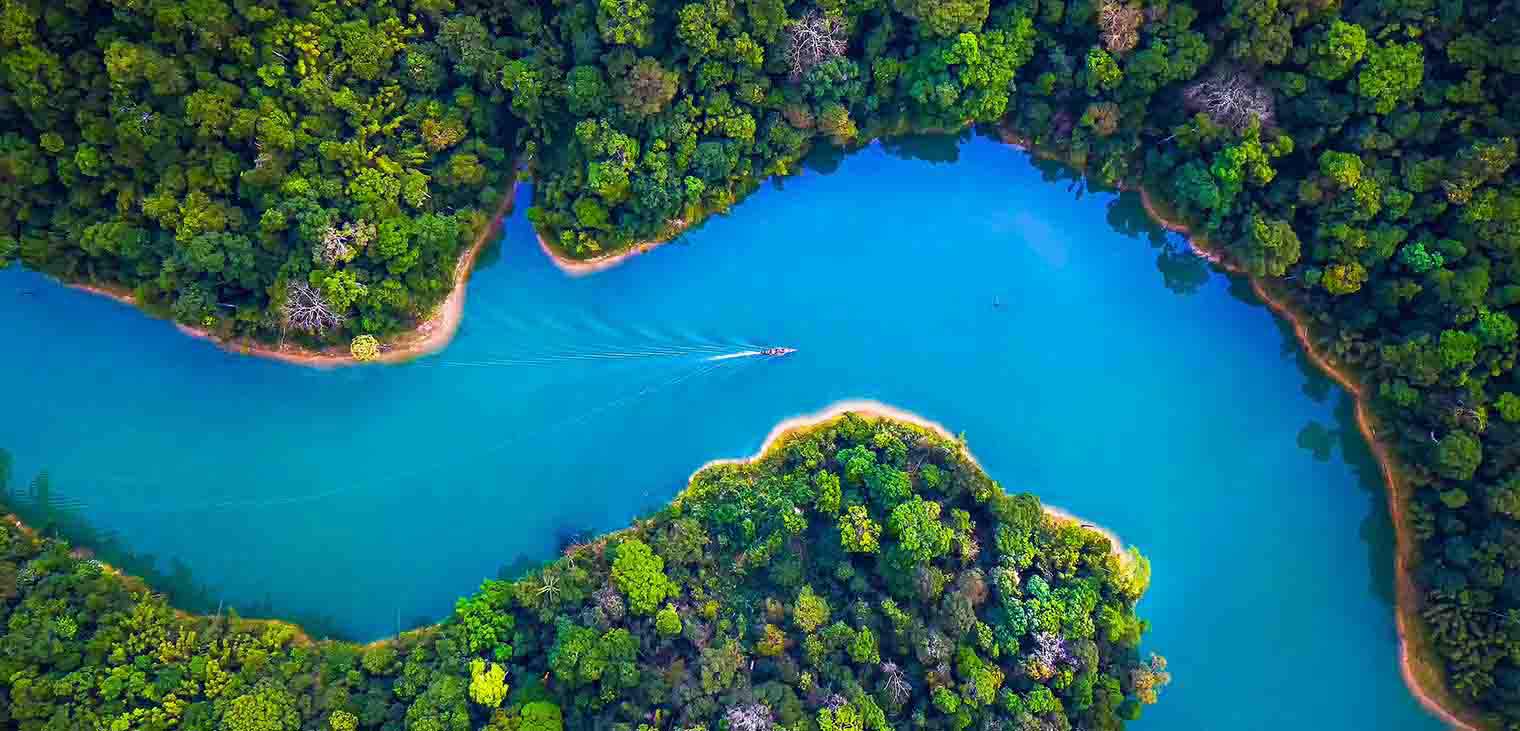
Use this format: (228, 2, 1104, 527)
(1133, 186, 1485, 731)
(7, 403, 1130, 649)
(61, 177, 519, 368)
(686, 399, 1135, 562)
(535, 221, 690, 277)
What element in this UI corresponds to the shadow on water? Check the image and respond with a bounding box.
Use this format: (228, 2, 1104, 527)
(880, 131, 971, 164)
(1103, 194, 1212, 296)
(0, 448, 361, 640)
(1279, 336, 1399, 610)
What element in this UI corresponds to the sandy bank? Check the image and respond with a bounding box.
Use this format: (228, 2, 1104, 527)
(1130, 183, 1484, 731)
(60, 179, 518, 368)
(686, 399, 1135, 563)
(535, 222, 689, 277)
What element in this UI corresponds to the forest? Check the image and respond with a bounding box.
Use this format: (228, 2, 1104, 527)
(0, 414, 1166, 730)
(3, 0, 1520, 724)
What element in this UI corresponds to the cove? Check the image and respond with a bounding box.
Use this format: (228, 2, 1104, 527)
(1, 134, 1439, 730)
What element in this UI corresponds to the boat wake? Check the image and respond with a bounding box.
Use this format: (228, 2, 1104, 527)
(704, 350, 763, 361)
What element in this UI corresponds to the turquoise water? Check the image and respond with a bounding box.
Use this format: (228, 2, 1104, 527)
(0, 135, 1439, 729)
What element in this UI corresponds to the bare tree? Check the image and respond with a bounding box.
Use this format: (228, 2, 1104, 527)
(785, 11, 848, 79)
(880, 661, 912, 704)
(593, 583, 626, 622)
(314, 220, 375, 266)
(1097, 0, 1143, 54)
(1032, 631, 1070, 669)
(1182, 69, 1275, 133)
(724, 704, 775, 731)
(281, 281, 343, 335)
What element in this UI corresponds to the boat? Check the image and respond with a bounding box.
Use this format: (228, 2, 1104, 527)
(761, 347, 796, 357)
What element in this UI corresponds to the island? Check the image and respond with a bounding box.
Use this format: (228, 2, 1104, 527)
(0, 412, 1165, 730)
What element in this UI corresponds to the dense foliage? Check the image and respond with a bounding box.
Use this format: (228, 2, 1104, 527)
(0, 414, 1165, 730)
(0, 0, 516, 343)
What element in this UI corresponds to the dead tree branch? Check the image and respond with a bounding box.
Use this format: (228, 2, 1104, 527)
(785, 11, 848, 80)
(281, 281, 343, 335)
(1182, 69, 1276, 133)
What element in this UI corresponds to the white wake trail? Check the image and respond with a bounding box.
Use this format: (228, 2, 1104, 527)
(704, 350, 763, 361)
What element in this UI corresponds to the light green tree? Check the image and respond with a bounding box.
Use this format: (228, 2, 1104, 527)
(793, 585, 831, 633)
(839, 505, 882, 553)
(612, 539, 672, 615)
(656, 604, 683, 637)
(350, 335, 380, 361)
(469, 659, 509, 708)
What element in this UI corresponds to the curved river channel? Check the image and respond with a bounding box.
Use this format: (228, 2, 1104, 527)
(0, 134, 1441, 729)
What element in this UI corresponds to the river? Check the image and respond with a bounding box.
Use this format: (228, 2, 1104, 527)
(0, 133, 1440, 729)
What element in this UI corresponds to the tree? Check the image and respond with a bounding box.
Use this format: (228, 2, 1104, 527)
(350, 335, 381, 361)
(1237, 214, 1300, 277)
(1322, 262, 1367, 295)
(1399, 241, 1444, 273)
(1183, 70, 1274, 132)
(612, 538, 671, 615)
(818, 103, 859, 145)
(677, 4, 720, 58)
(618, 58, 678, 116)
(283, 281, 344, 335)
(1358, 41, 1423, 113)
(1130, 653, 1171, 704)
(223, 685, 299, 731)
(1085, 47, 1123, 94)
(656, 604, 683, 637)
(566, 66, 611, 116)
(1097, 0, 1143, 54)
(888, 495, 952, 565)
(329, 710, 358, 731)
(1318, 150, 1363, 190)
(894, 0, 991, 38)
(1475, 310, 1517, 348)
(785, 12, 848, 78)
(1308, 20, 1367, 80)
(519, 702, 564, 731)
(599, 0, 655, 47)
(839, 504, 882, 553)
(468, 659, 508, 708)
(1497, 393, 1520, 423)
(1435, 431, 1482, 481)
(793, 585, 831, 632)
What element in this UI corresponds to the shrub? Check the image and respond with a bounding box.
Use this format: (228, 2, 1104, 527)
(350, 334, 380, 361)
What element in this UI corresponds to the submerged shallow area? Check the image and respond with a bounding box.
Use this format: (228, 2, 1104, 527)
(1, 135, 1438, 729)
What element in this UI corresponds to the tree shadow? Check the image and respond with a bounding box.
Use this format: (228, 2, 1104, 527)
(0, 449, 357, 640)
(880, 131, 970, 164)
(1291, 396, 1398, 608)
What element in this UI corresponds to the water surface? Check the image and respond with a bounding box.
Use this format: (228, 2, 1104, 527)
(0, 135, 1439, 729)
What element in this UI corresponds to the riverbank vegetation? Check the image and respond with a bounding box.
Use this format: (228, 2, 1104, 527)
(0, 414, 1164, 730)
(0, 0, 516, 346)
(4, 0, 1518, 724)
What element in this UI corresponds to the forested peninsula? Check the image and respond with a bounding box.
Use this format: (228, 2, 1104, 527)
(0, 412, 1166, 731)
(4, 0, 1520, 725)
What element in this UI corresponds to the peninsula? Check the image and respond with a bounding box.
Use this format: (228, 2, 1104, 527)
(0, 411, 1165, 730)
